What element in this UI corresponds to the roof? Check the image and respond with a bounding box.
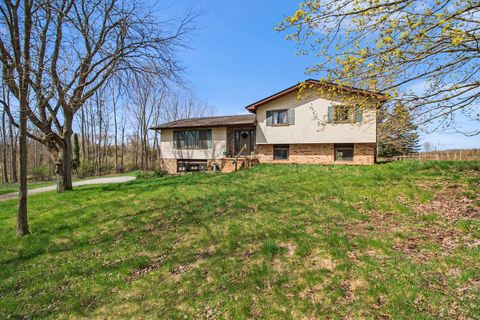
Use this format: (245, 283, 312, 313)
(245, 79, 388, 112)
(150, 114, 256, 130)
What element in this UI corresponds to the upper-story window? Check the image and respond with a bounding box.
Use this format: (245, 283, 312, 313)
(266, 109, 295, 126)
(272, 110, 288, 125)
(173, 129, 212, 149)
(329, 105, 363, 123)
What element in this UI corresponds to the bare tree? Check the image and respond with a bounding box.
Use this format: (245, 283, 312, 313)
(0, 0, 195, 194)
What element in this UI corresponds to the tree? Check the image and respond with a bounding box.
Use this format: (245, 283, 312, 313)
(378, 104, 421, 157)
(72, 133, 80, 173)
(0, 0, 195, 194)
(278, 0, 480, 135)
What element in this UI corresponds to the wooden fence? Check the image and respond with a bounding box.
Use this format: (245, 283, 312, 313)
(379, 149, 480, 162)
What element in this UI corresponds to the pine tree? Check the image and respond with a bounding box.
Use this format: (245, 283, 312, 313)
(377, 104, 420, 157)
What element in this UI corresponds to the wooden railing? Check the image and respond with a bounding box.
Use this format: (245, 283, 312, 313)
(233, 145, 247, 171)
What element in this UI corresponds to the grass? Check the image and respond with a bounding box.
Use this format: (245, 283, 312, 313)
(0, 161, 479, 319)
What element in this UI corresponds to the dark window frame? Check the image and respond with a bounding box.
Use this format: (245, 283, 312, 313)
(334, 144, 354, 162)
(177, 160, 208, 173)
(333, 105, 354, 123)
(271, 109, 288, 125)
(273, 144, 289, 160)
(173, 129, 212, 149)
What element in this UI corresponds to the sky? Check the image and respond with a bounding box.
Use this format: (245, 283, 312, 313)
(160, 0, 479, 151)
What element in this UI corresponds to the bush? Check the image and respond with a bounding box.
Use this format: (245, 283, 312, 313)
(134, 169, 167, 180)
(30, 166, 50, 181)
(153, 169, 167, 178)
(79, 160, 96, 178)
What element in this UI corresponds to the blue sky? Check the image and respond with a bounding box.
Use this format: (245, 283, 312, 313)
(163, 0, 479, 150)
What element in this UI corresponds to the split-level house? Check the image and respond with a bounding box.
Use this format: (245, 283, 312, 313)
(151, 79, 387, 173)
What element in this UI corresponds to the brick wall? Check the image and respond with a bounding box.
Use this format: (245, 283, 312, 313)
(257, 143, 375, 165)
(160, 158, 177, 174)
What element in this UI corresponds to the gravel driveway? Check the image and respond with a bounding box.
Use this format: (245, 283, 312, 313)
(0, 176, 135, 201)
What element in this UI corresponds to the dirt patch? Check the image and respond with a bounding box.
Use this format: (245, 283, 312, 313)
(170, 245, 216, 281)
(340, 277, 368, 303)
(306, 249, 337, 271)
(416, 184, 480, 221)
(343, 210, 403, 239)
(279, 242, 297, 257)
(299, 278, 332, 304)
(125, 255, 166, 282)
(392, 224, 474, 262)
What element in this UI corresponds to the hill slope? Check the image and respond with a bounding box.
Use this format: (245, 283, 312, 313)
(1, 162, 479, 319)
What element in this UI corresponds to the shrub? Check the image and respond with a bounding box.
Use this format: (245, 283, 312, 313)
(134, 169, 167, 180)
(30, 166, 50, 181)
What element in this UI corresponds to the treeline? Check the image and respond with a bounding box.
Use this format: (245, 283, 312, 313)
(1, 82, 213, 182)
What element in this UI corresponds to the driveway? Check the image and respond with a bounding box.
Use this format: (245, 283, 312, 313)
(0, 176, 135, 201)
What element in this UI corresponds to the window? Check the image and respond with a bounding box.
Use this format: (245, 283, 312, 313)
(266, 109, 295, 126)
(334, 106, 352, 122)
(173, 129, 212, 149)
(274, 144, 289, 160)
(272, 110, 288, 125)
(334, 144, 354, 161)
(329, 105, 363, 123)
(177, 160, 208, 173)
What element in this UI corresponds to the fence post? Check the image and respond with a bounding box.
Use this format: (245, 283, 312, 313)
(460, 150, 462, 161)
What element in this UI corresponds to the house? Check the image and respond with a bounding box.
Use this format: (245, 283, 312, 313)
(151, 79, 387, 173)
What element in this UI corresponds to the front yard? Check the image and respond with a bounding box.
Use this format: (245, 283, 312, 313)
(0, 161, 479, 319)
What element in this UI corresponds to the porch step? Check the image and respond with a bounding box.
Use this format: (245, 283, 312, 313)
(221, 158, 258, 173)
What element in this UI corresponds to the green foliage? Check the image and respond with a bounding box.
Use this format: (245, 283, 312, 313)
(0, 162, 479, 318)
(378, 104, 421, 157)
(79, 160, 96, 177)
(30, 166, 50, 181)
(134, 169, 167, 180)
(278, 0, 480, 134)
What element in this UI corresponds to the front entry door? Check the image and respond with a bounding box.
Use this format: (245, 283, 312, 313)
(234, 129, 254, 155)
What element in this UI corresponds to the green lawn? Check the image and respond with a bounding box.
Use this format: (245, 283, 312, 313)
(1, 162, 479, 319)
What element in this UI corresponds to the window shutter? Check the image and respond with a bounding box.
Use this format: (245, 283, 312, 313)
(266, 110, 272, 126)
(288, 109, 295, 125)
(173, 131, 177, 148)
(327, 106, 333, 122)
(207, 129, 212, 148)
(354, 105, 363, 123)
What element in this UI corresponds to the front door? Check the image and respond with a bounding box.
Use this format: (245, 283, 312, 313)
(234, 129, 254, 155)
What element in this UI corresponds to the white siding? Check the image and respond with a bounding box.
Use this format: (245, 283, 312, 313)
(256, 89, 377, 144)
(159, 127, 227, 160)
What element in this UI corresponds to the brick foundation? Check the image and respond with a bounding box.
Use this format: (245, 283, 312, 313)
(160, 158, 177, 174)
(257, 143, 375, 165)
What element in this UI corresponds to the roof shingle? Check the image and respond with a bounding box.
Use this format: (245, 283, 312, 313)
(150, 114, 256, 130)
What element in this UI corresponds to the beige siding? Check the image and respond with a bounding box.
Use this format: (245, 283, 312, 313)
(159, 127, 227, 160)
(256, 89, 377, 144)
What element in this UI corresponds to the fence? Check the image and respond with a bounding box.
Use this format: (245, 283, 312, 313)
(380, 149, 480, 162)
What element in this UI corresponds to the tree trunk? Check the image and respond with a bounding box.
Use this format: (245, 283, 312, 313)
(1, 110, 9, 184)
(63, 131, 73, 190)
(17, 89, 29, 237)
(113, 101, 118, 172)
(9, 121, 18, 183)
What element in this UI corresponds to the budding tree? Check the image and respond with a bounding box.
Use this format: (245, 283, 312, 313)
(278, 0, 480, 135)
